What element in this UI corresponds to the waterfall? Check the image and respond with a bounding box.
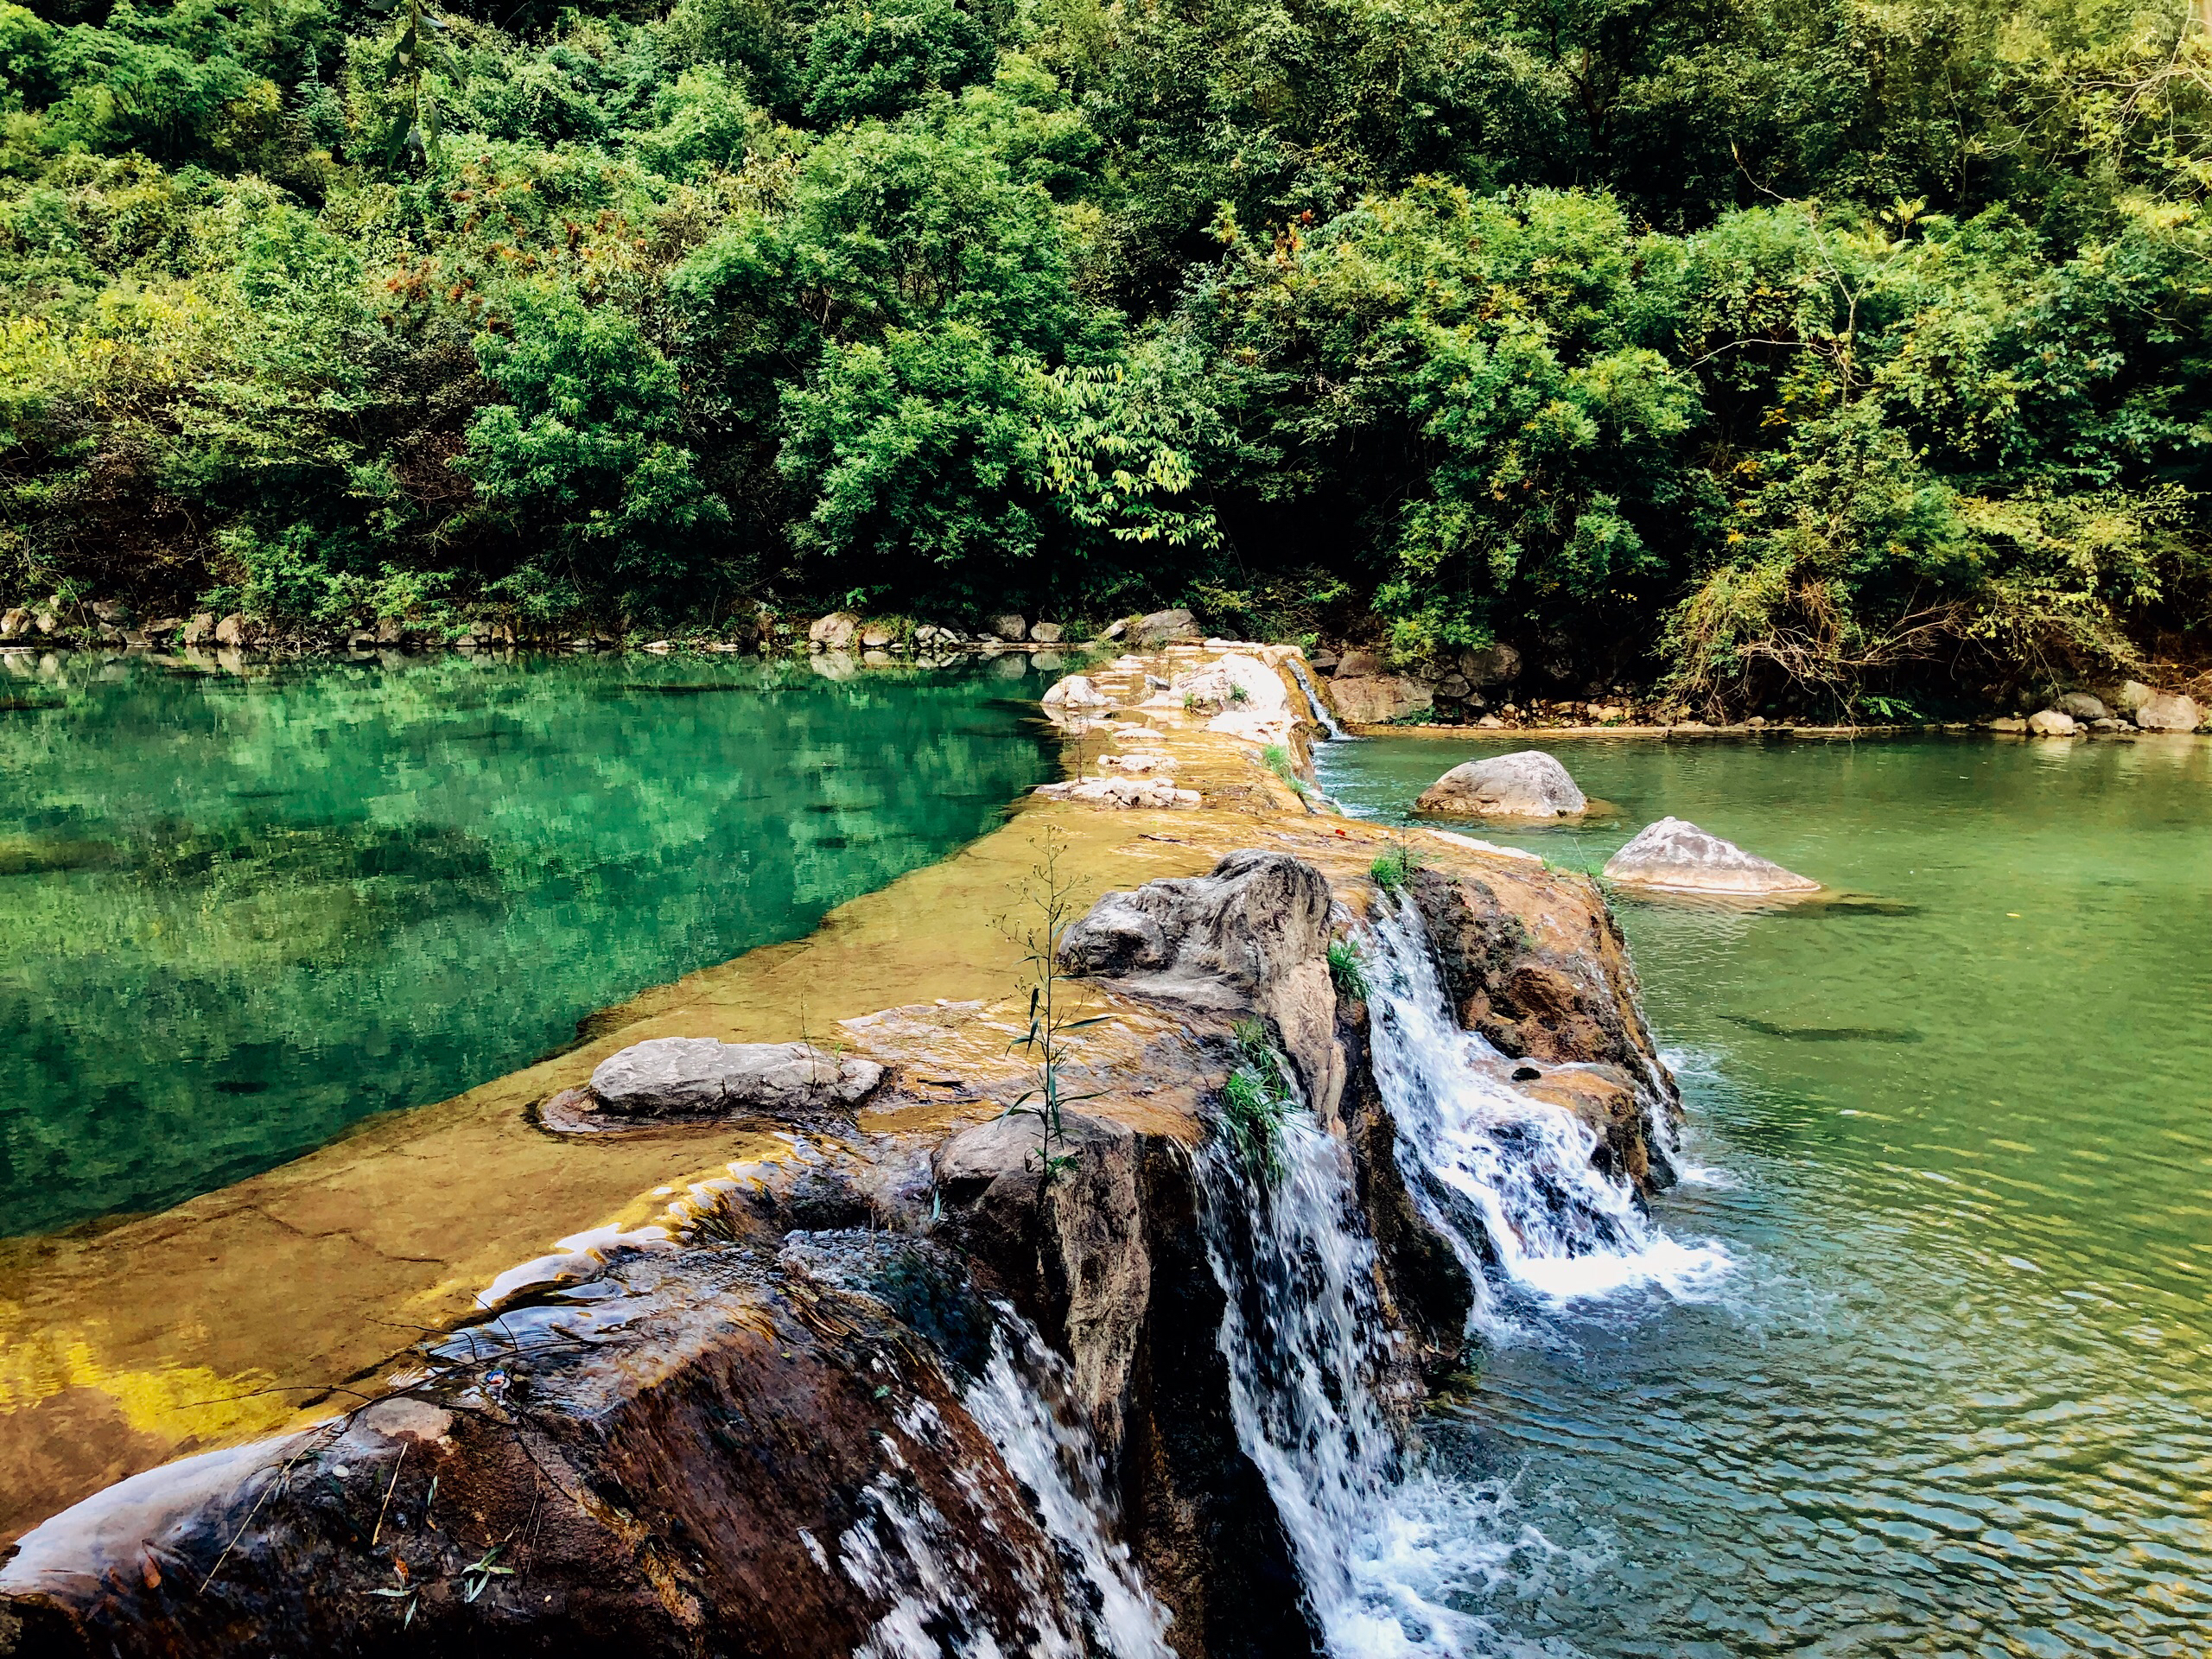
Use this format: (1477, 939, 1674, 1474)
(1364, 895, 1727, 1315)
(1287, 658, 1349, 741)
(1196, 1124, 1553, 1656)
(1192, 905, 1727, 1655)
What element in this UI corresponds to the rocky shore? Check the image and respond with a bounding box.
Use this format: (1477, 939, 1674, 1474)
(0, 644, 1680, 1658)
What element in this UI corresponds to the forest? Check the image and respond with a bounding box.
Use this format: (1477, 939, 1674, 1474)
(2, 0, 2209, 709)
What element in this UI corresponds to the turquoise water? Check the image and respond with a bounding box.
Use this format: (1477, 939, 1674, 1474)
(1319, 733, 2212, 1656)
(0, 651, 1060, 1237)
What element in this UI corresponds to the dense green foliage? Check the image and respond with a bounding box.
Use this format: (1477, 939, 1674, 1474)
(3, 0, 2209, 703)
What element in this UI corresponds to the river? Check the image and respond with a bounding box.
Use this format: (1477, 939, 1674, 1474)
(1319, 731, 2212, 1656)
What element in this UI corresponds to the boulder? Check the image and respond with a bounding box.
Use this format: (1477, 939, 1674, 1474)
(1029, 621, 1064, 644)
(858, 621, 897, 649)
(807, 612, 859, 651)
(2134, 690, 2203, 732)
(0, 607, 26, 639)
(2027, 709, 2078, 735)
(213, 612, 253, 648)
(1041, 673, 1109, 709)
(1059, 849, 1342, 1122)
(1415, 750, 1586, 819)
(588, 1037, 883, 1119)
(1128, 608, 1198, 648)
(990, 613, 1028, 641)
(1328, 674, 1429, 725)
(1332, 650, 1383, 679)
(1988, 715, 2027, 733)
(2057, 691, 2108, 721)
(1476, 714, 1504, 728)
(1099, 618, 1128, 641)
(2113, 679, 2152, 713)
(1164, 653, 1288, 715)
(1458, 643, 1522, 686)
(1601, 817, 1820, 895)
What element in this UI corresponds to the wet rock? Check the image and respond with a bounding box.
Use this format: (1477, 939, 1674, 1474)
(213, 613, 253, 648)
(1040, 673, 1109, 709)
(1029, 621, 1064, 644)
(1328, 674, 1428, 725)
(990, 613, 1028, 641)
(1415, 750, 1586, 819)
(2134, 690, 2202, 731)
(1059, 850, 1343, 1121)
(1601, 817, 1820, 895)
(1128, 608, 1198, 649)
(582, 1037, 882, 1121)
(807, 611, 859, 651)
(2057, 691, 2108, 721)
(2027, 709, 2078, 735)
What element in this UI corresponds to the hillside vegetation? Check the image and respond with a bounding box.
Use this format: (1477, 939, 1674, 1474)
(3, 0, 2209, 708)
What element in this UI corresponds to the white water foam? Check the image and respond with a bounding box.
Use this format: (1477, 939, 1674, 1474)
(1364, 897, 1732, 1317)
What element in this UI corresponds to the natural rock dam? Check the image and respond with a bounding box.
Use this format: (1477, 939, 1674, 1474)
(0, 647, 1707, 1657)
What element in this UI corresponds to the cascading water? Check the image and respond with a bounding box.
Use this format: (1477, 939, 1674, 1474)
(1364, 895, 1729, 1315)
(1192, 906, 1728, 1656)
(1287, 658, 1349, 741)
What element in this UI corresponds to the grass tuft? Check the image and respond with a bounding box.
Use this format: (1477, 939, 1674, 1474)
(1219, 1017, 1293, 1181)
(1369, 843, 1422, 893)
(1326, 938, 1369, 1001)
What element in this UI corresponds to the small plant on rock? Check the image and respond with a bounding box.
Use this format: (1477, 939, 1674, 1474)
(1219, 1017, 1293, 1182)
(996, 825, 1111, 1191)
(1261, 741, 1310, 797)
(1369, 842, 1422, 893)
(1326, 938, 1369, 1001)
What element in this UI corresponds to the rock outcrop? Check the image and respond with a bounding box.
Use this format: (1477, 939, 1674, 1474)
(1602, 817, 1820, 896)
(1415, 750, 1586, 819)
(1129, 608, 1198, 648)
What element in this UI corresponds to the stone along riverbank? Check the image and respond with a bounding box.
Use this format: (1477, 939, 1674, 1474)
(0, 645, 1706, 1656)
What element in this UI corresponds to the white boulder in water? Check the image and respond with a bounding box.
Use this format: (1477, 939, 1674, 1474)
(1602, 817, 1820, 895)
(1041, 673, 1109, 709)
(1416, 750, 1586, 819)
(2134, 690, 2203, 731)
(589, 1037, 882, 1116)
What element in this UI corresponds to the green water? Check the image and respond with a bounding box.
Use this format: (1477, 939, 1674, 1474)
(1320, 733, 2212, 1656)
(0, 650, 1061, 1238)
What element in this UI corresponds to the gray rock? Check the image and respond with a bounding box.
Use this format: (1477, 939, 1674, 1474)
(589, 1037, 882, 1119)
(1459, 643, 1522, 686)
(2134, 691, 2203, 731)
(1041, 673, 1108, 709)
(808, 611, 859, 651)
(2056, 691, 2108, 721)
(1029, 621, 1064, 644)
(2091, 717, 2121, 732)
(1332, 650, 1383, 679)
(1099, 618, 1128, 640)
(1129, 607, 1198, 648)
(2113, 679, 2152, 713)
(0, 607, 26, 639)
(1059, 849, 1343, 1120)
(2027, 709, 2078, 735)
(859, 621, 897, 649)
(1415, 750, 1586, 819)
(1988, 715, 2028, 733)
(990, 613, 1028, 641)
(1328, 674, 1429, 725)
(213, 612, 252, 648)
(1602, 817, 1820, 895)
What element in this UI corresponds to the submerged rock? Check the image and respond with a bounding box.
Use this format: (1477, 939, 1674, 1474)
(1602, 817, 1820, 895)
(1415, 750, 1586, 819)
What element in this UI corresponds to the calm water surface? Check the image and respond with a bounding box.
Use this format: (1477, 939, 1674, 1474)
(0, 650, 1060, 1236)
(1320, 733, 2212, 1657)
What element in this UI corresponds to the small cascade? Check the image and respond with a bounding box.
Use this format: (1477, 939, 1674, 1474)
(1287, 657, 1349, 741)
(1197, 1122, 1545, 1656)
(1364, 898, 1728, 1313)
